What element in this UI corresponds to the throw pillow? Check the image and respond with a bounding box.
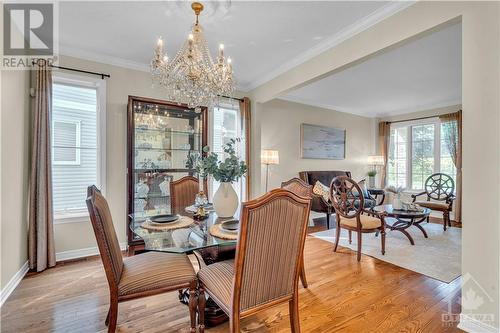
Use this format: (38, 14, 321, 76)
(313, 181, 330, 202)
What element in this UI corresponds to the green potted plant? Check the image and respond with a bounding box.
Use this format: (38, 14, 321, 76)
(367, 170, 377, 188)
(186, 139, 247, 217)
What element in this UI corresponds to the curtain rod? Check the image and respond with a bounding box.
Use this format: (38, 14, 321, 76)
(218, 95, 244, 102)
(31, 61, 110, 79)
(387, 111, 460, 124)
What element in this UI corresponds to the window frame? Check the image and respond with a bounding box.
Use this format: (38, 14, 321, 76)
(52, 72, 107, 224)
(387, 117, 445, 192)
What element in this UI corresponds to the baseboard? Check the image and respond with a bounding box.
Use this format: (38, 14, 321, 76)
(458, 314, 499, 333)
(0, 261, 29, 307)
(56, 242, 127, 262)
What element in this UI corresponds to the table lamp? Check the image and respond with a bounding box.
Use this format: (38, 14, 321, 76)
(367, 155, 385, 188)
(261, 150, 279, 192)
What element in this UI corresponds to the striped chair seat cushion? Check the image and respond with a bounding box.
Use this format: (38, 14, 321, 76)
(197, 259, 235, 313)
(118, 252, 196, 296)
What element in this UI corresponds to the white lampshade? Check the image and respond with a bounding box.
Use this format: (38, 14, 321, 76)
(261, 150, 279, 165)
(367, 155, 385, 166)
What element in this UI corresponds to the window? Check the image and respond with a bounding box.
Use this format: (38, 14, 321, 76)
(210, 100, 245, 200)
(387, 118, 457, 191)
(51, 74, 106, 222)
(52, 120, 81, 165)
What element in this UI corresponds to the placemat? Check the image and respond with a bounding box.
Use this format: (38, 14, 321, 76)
(209, 224, 238, 240)
(141, 216, 195, 231)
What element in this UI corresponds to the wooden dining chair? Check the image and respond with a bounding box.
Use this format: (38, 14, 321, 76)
(86, 185, 197, 333)
(170, 176, 208, 214)
(329, 176, 387, 262)
(197, 189, 311, 333)
(281, 177, 313, 288)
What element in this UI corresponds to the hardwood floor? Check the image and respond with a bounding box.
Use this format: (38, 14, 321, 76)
(1, 222, 462, 333)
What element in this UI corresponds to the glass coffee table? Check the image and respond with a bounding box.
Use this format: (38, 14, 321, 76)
(373, 204, 431, 245)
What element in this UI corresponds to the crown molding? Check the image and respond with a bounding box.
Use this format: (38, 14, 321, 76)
(243, 1, 416, 92)
(59, 44, 150, 72)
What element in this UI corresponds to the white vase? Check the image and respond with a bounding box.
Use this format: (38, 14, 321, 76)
(213, 182, 238, 218)
(393, 195, 403, 210)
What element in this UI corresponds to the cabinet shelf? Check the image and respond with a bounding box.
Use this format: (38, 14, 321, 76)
(135, 147, 195, 152)
(136, 128, 202, 136)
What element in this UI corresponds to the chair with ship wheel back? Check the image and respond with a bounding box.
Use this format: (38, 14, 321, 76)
(197, 189, 311, 333)
(411, 173, 455, 230)
(330, 176, 387, 262)
(86, 185, 197, 333)
(281, 177, 313, 288)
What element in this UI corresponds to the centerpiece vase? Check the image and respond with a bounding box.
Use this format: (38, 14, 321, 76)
(393, 193, 403, 210)
(213, 182, 238, 218)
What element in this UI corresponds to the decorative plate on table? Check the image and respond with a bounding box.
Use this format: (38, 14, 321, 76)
(149, 214, 179, 224)
(220, 219, 239, 233)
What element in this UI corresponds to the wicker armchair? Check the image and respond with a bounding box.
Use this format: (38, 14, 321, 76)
(330, 176, 387, 262)
(411, 173, 455, 230)
(86, 186, 197, 333)
(197, 189, 311, 332)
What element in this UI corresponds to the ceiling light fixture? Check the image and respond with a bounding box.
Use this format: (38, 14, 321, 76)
(151, 2, 234, 111)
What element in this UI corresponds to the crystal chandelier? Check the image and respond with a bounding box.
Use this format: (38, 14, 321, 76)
(151, 2, 234, 110)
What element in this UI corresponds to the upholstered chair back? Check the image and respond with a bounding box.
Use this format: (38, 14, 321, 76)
(281, 177, 313, 199)
(330, 176, 364, 219)
(234, 189, 311, 312)
(170, 176, 207, 214)
(86, 185, 123, 288)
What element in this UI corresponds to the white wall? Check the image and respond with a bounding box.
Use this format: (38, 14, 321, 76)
(260, 99, 375, 191)
(0, 70, 30, 289)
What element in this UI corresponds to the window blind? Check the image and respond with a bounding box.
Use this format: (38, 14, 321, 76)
(52, 83, 98, 215)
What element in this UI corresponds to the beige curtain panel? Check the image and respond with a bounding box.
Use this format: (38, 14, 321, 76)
(439, 111, 462, 223)
(28, 60, 56, 272)
(239, 97, 251, 200)
(378, 121, 390, 188)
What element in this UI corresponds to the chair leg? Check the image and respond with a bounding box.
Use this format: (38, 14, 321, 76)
(447, 211, 452, 226)
(357, 231, 362, 262)
(333, 225, 341, 252)
(107, 298, 118, 333)
(105, 309, 110, 326)
(381, 230, 386, 255)
(230, 316, 241, 333)
(198, 285, 206, 333)
(299, 258, 308, 288)
(348, 230, 352, 244)
(443, 212, 447, 231)
(188, 283, 197, 333)
(326, 213, 330, 229)
(289, 295, 300, 333)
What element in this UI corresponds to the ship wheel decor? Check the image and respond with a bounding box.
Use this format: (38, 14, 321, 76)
(329, 176, 363, 218)
(425, 173, 455, 200)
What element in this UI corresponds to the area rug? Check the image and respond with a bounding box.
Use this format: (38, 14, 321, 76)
(310, 222, 461, 283)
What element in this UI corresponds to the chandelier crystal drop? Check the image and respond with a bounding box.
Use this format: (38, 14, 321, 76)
(151, 2, 235, 110)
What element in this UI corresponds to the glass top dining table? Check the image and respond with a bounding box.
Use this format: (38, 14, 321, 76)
(130, 208, 238, 254)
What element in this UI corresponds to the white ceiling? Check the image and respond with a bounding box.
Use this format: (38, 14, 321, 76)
(282, 22, 462, 117)
(57, 1, 412, 91)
